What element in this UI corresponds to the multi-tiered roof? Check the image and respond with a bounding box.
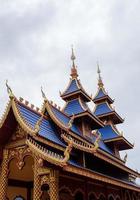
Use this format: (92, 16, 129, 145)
(93, 65, 133, 153)
(0, 49, 139, 192)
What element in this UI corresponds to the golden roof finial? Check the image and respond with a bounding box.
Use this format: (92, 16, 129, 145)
(97, 62, 104, 88)
(70, 45, 78, 79)
(41, 86, 47, 102)
(71, 45, 76, 67)
(6, 80, 14, 99)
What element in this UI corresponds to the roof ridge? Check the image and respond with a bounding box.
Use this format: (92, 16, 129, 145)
(26, 137, 73, 167)
(18, 97, 41, 114)
(0, 100, 12, 128)
(11, 98, 43, 136)
(61, 78, 80, 97)
(49, 100, 70, 118)
(44, 99, 73, 131)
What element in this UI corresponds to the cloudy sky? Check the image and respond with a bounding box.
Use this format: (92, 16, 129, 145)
(0, 0, 140, 177)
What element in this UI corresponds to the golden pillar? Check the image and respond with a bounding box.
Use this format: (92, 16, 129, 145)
(33, 156, 41, 200)
(0, 149, 9, 200)
(49, 170, 59, 200)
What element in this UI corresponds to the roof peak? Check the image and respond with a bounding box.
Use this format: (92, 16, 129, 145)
(70, 46, 78, 79)
(97, 62, 104, 88)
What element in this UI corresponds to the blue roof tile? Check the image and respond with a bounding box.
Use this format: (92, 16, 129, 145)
(94, 88, 106, 100)
(64, 99, 86, 115)
(99, 140, 113, 154)
(98, 125, 118, 140)
(17, 104, 65, 147)
(17, 103, 114, 156)
(63, 79, 79, 95)
(50, 105, 82, 136)
(94, 102, 113, 116)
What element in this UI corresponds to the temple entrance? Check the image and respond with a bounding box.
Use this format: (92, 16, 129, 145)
(7, 156, 34, 200)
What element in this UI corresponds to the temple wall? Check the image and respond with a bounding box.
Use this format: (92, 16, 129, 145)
(59, 174, 124, 200)
(7, 186, 27, 199)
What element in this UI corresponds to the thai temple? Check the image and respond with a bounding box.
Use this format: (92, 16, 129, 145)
(0, 48, 139, 200)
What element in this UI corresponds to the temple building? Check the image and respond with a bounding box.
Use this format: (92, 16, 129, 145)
(0, 48, 139, 200)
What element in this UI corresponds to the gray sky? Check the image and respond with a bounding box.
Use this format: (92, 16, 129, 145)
(0, 0, 140, 176)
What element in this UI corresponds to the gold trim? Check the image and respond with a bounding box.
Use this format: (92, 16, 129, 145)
(61, 132, 139, 177)
(11, 98, 42, 136)
(64, 165, 140, 192)
(61, 78, 74, 96)
(104, 137, 133, 148)
(45, 100, 72, 130)
(0, 100, 12, 128)
(26, 137, 73, 167)
(61, 132, 100, 153)
(61, 89, 91, 101)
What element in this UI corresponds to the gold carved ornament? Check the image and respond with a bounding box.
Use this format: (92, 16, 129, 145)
(61, 130, 101, 154)
(5, 81, 43, 137)
(91, 130, 101, 153)
(41, 86, 75, 130)
(8, 146, 31, 170)
(26, 137, 73, 167)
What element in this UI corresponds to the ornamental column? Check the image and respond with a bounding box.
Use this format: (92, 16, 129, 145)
(49, 170, 59, 200)
(33, 156, 42, 200)
(0, 149, 9, 200)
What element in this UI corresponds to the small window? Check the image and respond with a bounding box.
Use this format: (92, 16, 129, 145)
(14, 196, 25, 200)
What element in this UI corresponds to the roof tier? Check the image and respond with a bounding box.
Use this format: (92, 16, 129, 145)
(93, 87, 114, 104)
(61, 47, 91, 102)
(61, 78, 91, 102)
(63, 98, 104, 129)
(94, 102, 124, 124)
(17, 102, 66, 147)
(98, 125, 133, 151)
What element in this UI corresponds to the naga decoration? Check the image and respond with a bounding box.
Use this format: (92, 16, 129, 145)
(62, 138, 73, 164)
(61, 131, 101, 154)
(26, 137, 73, 167)
(68, 114, 75, 129)
(124, 152, 128, 163)
(6, 80, 14, 99)
(92, 130, 101, 153)
(34, 114, 43, 133)
(41, 86, 47, 101)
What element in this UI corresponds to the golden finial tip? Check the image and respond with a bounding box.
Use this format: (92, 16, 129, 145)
(97, 61, 101, 74)
(71, 45, 76, 61)
(5, 80, 14, 99)
(97, 62, 104, 88)
(70, 46, 78, 79)
(41, 86, 47, 101)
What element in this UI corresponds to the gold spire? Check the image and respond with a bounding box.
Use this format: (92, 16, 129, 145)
(97, 62, 104, 88)
(70, 46, 78, 79)
(41, 86, 47, 102)
(6, 80, 14, 99)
